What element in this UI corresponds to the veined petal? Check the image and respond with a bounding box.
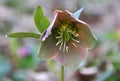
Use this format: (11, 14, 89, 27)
(56, 10, 73, 22)
(54, 43, 88, 70)
(39, 34, 58, 60)
(75, 20, 98, 48)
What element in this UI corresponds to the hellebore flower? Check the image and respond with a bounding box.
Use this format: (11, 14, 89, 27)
(39, 10, 97, 69)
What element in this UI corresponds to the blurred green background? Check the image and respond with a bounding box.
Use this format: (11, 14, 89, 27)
(0, 0, 120, 81)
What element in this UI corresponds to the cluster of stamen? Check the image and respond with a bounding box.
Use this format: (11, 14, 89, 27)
(53, 23, 80, 52)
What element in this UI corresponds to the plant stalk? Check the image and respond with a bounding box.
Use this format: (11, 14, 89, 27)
(60, 65, 64, 81)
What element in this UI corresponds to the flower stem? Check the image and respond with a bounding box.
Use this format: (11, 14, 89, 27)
(60, 65, 64, 81)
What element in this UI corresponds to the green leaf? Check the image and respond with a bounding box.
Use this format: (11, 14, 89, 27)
(73, 8, 84, 19)
(7, 32, 41, 38)
(34, 5, 50, 33)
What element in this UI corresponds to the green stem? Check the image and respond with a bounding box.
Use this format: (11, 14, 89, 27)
(60, 65, 64, 81)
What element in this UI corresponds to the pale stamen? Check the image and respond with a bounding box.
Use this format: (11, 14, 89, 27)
(66, 46, 69, 52)
(71, 31, 76, 35)
(72, 43, 78, 47)
(74, 33, 79, 37)
(69, 30, 79, 37)
(59, 41, 63, 50)
(71, 37, 80, 43)
(56, 35, 62, 39)
(63, 41, 66, 52)
(58, 31, 62, 34)
(56, 39, 62, 46)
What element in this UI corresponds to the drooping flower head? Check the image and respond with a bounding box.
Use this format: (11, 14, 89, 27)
(39, 10, 97, 69)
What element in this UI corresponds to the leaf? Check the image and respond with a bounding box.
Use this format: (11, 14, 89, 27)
(34, 5, 50, 33)
(73, 8, 84, 19)
(7, 32, 41, 38)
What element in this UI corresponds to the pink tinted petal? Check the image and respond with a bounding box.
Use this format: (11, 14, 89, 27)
(54, 43, 88, 70)
(75, 20, 98, 48)
(39, 35, 58, 60)
(57, 10, 74, 22)
(56, 10, 84, 23)
(41, 12, 59, 41)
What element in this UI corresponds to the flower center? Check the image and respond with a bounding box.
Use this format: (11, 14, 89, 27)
(52, 22, 80, 52)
